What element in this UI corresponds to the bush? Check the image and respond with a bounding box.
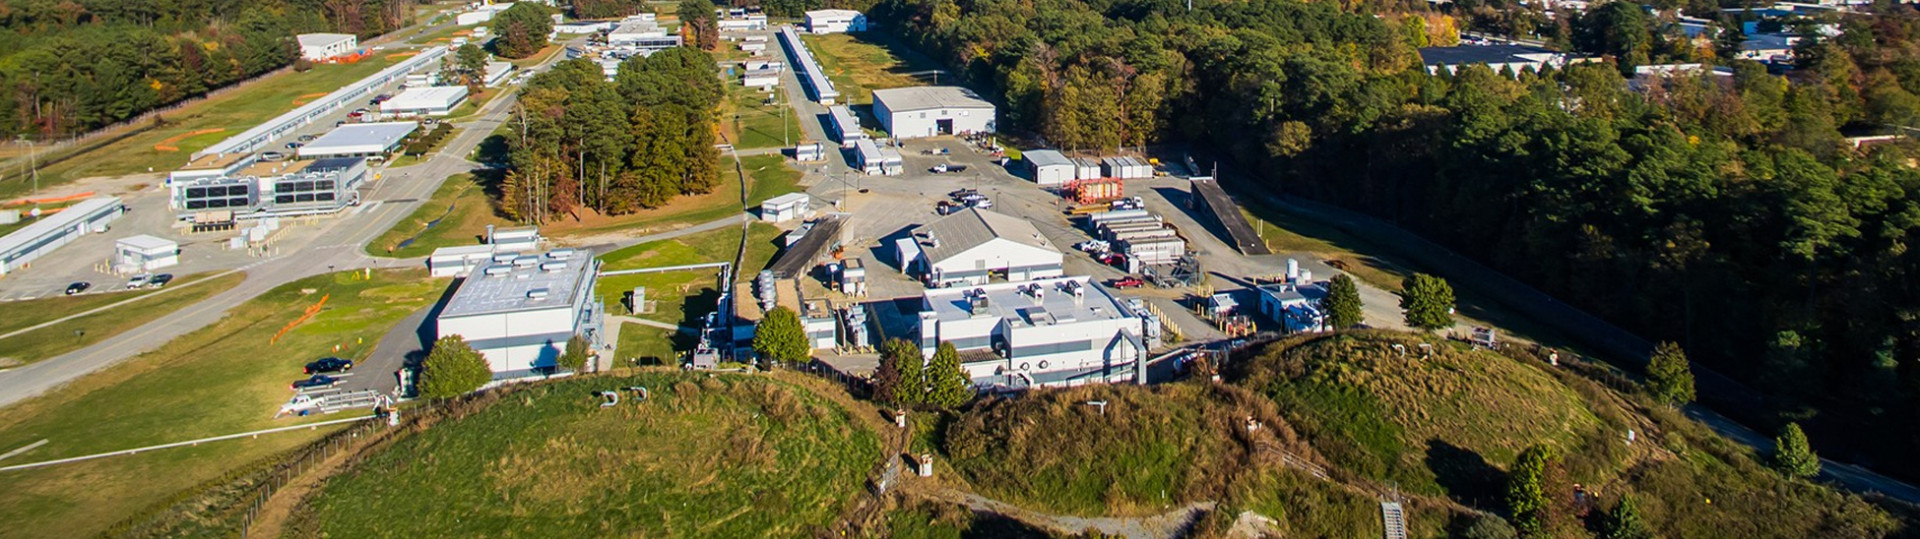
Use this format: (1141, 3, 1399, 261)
(752, 306, 809, 364)
(1398, 273, 1454, 330)
(1772, 422, 1820, 479)
(1646, 342, 1695, 405)
(420, 335, 490, 398)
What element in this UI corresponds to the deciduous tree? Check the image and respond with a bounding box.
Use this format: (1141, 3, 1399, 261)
(558, 334, 590, 372)
(874, 338, 924, 407)
(420, 335, 490, 399)
(1399, 273, 1455, 331)
(1322, 274, 1363, 329)
(753, 306, 811, 364)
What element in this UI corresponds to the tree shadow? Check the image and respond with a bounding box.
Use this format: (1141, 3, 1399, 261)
(475, 133, 510, 168)
(1425, 438, 1505, 511)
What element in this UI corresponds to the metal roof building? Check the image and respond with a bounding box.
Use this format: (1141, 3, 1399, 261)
(917, 275, 1148, 392)
(380, 86, 468, 117)
(1416, 45, 1566, 75)
(1024, 149, 1074, 186)
(0, 197, 124, 275)
(903, 207, 1062, 288)
(872, 86, 996, 139)
(297, 122, 418, 158)
(777, 25, 840, 104)
(436, 249, 604, 380)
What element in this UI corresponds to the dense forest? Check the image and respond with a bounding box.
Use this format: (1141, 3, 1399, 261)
(499, 49, 723, 223)
(874, 0, 1920, 479)
(0, 0, 414, 138)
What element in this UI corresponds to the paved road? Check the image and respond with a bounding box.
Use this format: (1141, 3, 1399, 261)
(0, 38, 579, 411)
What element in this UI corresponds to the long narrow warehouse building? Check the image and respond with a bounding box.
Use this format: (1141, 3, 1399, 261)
(777, 25, 840, 105)
(0, 197, 124, 275)
(296, 122, 417, 159)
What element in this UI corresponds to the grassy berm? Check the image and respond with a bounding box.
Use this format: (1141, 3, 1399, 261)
(286, 372, 883, 537)
(1230, 331, 1902, 537)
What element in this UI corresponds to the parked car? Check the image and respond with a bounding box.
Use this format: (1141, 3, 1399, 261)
(126, 274, 150, 289)
(149, 274, 174, 287)
(930, 164, 949, 173)
(64, 282, 91, 295)
(948, 188, 977, 200)
(1110, 277, 1145, 289)
(285, 141, 304, 150)
(260, 151, 288, 161)
(304, 357, 355, 374)
(968, 197, 992, 209)
(297, 134, 318, 142)
(290, 374, 340, 391)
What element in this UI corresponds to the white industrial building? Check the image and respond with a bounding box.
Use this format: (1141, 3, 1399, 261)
(0, 197, 124, 276)
(608, 16, 671, 45)
(380, 86, 469, 117)
(426, 227, 545, 277)
(297, 33, 358, 61)
(483, 61, 516, 86)
(760, 193, 812, 222)
(804, 9, 866, 34)
(113, 235, 179, 273)
(167, 158, 368, 219)
(872, 86, 995, 139)
(916, 276, 1150, 391)
(742, 68, 781, 89)
(901, 207, 1063, 288)
(435, 249, 604, 380)
(853, 139, 903, 176)
(1417, 45, 1569, 76)
(1024, 149, 1074, 186)
(1255, 281, 1330, 334)
(829, 105, 866, 147)
(297, 122, 417, 159)
(718, 14, 769, 31)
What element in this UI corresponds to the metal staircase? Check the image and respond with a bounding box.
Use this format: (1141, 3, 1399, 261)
(1380, 501, 1407, 539)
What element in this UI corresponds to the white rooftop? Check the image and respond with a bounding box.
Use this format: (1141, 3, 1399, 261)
(297, 33, 356, 48)
(381, 86, 468, 111)
(1025, 149, 1072, 167)
(116, 234, 176, 252)
(805, 9, 863, 18)
(0, 197, 121, 256)
(299, 122, 417, 157)
(763, 192, 811, 207)
(923, 276, 1132, 326)
(440, 250, 597, 318)
(873, 86, 993, 113)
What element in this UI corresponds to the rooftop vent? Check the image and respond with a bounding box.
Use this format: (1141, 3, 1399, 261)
(547, 249, 575, 260)
(512, 255, 539, 267)
(483, 265, 512, 276)
(527, 288, 550, 299)
(540, 261, 567, 272)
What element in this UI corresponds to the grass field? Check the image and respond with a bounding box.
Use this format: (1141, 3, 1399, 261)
(1231, 331, 1900, 536)
(1237, 204, 1413, 293)
(367, 174, 512, 257)
(723, 80, 802, 149)
(0, 272, 246, 366)
(294, 372, 882, 537)
(540, 153, 801, 239)
(0, 199, 80, 236)
(799, 33, 942, 105)
(0, 57, 406, 199)
(613, 323, 687, 367)
(0, 269, 442, 538)
(596, 222, 783, 326)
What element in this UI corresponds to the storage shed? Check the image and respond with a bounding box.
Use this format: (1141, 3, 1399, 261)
(761, 193, 812, 222)
(114, 235, 179, 273)
(1072, 157, 1103, 180)
(1025, 149, 1075, 186)
(1101, 156, 1153, 179)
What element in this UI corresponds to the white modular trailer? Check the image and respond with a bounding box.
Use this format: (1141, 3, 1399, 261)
(777, 25, 840, 105)
(828, 105, 867, 147)
(1072, 157, 1102, 180)
(804, 9, 867, 34)
(718, 15, 769, 31)
(742, 68, 782, 88)
(1024, 149, 1075, 186)
(871, 86, 995, 139)
(1119, 237, 1185, 264)
(0, 197, 123, 276)
(916, 276, 1147, 392)
(853, 139, 903, 176)
(297, 33, 358, 61)
(1101, 156, 1153, 179)
(114, 234, 179, 272)
(435, 250, 604, 379)
(760, 192, 812, 222)
(484, 61, 516, 86)
(428, 244, 500, 277)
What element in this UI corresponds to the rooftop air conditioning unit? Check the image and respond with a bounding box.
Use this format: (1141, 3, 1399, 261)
(527, 288, 550, 299)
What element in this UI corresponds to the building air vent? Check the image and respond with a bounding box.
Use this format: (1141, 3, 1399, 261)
(527, 288, 550, 299)
(483, 265, 512, 276)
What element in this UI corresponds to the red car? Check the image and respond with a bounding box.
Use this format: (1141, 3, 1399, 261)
(1110, 277, 1145, 289)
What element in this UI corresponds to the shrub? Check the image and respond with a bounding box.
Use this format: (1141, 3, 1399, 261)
(1646, 341, 1695, 405)
(1398, 273, 1454, 330)
(420, 335, 490, 398)
(1772, 422, 1820, 479)
(752, 306, 809, 364)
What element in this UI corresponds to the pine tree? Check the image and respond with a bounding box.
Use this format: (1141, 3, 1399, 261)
(1321, 273, 1364, 329)
(420, 336, 491, 399)
(924, 342, 973, 409)
(875, 339, 924, 407)
(1646, 341, 1696, 404)
(1600, 494, 1652, 539)
(557, 334, 590, 372)
(1399, 273, 1455, 331)
(753, 306, 811, 365)
(1773, 422, 1821, 479)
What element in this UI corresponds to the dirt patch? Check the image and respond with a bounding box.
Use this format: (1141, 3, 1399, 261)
(289, 93, 328, 106)
(151, 129, 225, 152)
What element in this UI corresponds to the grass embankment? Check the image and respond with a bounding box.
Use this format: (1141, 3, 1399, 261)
(800, 33, 940, 105)
(367, 173, 512, 257)
(291, 372, 882, 536)
(723, 80, 802, 149)
(596, 222, 781, 350)
(0, 269, 441, 539)
(539, 153, 801, 239)
(3, 58, 404, 199)
(0, 271, 246, 366)
(1231, 331, 1900, 536)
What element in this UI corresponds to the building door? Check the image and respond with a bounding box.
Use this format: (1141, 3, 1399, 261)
(936, 118, 954, 135)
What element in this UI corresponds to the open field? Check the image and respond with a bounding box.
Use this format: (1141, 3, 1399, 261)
(600, 270, 724, 327)
(613, 323, 688, 367)
(723, 80, 802, 149)
(599, 221, 784, 271)
(293, 372, 882, 536)
(800, 33, 942, 105)
(1238, 204, 1413, 293)
(539, 154, 801, 240)
(0, 269, 441, 538)
(596, 222, 783, 326)
(0, 57, 406, 199)
(367, 173, 512, 257)
(0, 272, 247, 366)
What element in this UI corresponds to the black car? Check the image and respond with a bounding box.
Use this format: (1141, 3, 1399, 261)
(291, 374, 339, 391)
(64, 282, 91, 295)
(304, 357, 354, 374)
(149, 274, 174, 287)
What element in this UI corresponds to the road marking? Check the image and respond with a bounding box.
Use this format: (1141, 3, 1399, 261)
(0, 439, 48, 462)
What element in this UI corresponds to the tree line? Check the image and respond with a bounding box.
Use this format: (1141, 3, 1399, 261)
(875, 0, 1920, 479)
(499, 48, 723, 223)
(0, 0, 413, 139)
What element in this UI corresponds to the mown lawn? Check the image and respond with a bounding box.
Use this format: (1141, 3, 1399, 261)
(799, 33, 941, 105)
(596, 222, 783, 326)
(3, 57, 405, 199)
(541, 153, 801, 240)
(0, 271, 246, 366)
(723, 80, 801, 149)
(367, 173, 512, 258)
(0, 269, 442, 538)
(296, 372, 881, 537)
(613, 323, 689, 367)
